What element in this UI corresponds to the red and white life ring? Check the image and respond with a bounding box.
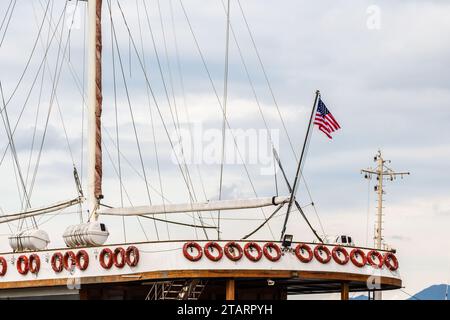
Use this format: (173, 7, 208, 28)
(76, 250, 89, 271)
(367, 250, 383, 269)
(294, 243, 313, 263)
(244, 242, 262, 262)
(17, 255, 29, 275)
(126, 246, 140, 267)
(263, 242, 282, 262)
(113, 247, 126, 268)
(63, 251, 77, 271)
(99, 248, 114, 269)
(384, 252, 399, 271)
(314, 245, 331, 264)
(204, 242, 223, 262)
(51, 252, 64, 273)
(183, 242, 203, 261)
(332, 246, 349, 265)
(0, 257, 7, 276)
(29, 254, 40, 274)
(350, 248, 367, 268)
(224, 242, 243, 261)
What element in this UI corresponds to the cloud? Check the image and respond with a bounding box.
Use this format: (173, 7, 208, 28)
(0, 0, 449, 298)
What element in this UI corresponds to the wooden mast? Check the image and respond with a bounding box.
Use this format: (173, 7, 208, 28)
(87, 0, 103, 220)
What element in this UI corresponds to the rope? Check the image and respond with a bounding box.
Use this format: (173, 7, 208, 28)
(111, 1, 125, 242)
(136, 0, 170, 240)
(178, 0, 275, 240)
(107, 0, 157, 240)
(218, 0, 231, 240)
(235, 0, 326, 237)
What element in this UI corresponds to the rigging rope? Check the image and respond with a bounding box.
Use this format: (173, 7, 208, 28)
(136, 0, 169, 240)
(178, 0, 275, 240)
(107, 0, 158, 240)
(116, 0, 211, 238)
(235, 0, 326, 237)
(217, 0, 231, 240)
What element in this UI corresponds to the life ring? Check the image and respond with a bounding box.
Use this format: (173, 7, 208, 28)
(332, 246, 349, 265)
(51, 252, 64, 273)
(63, 251, 77, 271)
(294, 243, 313, 263)
(76, 250, 89, 271)
(367, 250, 383, 269)
(244, 242, 263, 262)
(183, 242, 203, 261)
(29, 254, 40, 274)
(204, 242, 223, 262)
(314, 245, 331, 264)
(350, 248, 367, 268)
(384, 252, 399, 271)
(224, 242, 243, 261)
(126, 246, 140, 267)
(99, 248, 114, 269)
(17, 255, 29, 275)
(263, 242, 282, 262)
(113, 247, 126, 268)
(0, 257, 7, 276)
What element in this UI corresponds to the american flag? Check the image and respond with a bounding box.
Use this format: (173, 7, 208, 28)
(313, 98, 341, 139)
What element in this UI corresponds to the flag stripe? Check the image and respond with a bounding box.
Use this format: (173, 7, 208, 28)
(318, 126, 332, 139)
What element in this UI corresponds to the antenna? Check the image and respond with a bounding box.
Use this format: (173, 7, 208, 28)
(361, 150, 410, 250)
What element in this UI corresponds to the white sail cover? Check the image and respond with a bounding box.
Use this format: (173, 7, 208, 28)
(98, 196, 290, 216)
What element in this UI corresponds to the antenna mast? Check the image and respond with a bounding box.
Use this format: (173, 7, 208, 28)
(361, 151, 409, 250)
(87, 0, 103, 220)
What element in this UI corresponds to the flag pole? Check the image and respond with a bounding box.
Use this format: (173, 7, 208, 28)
(280, 90, 320, 241)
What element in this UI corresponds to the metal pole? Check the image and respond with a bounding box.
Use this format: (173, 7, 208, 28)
(280, 90, 320, 240)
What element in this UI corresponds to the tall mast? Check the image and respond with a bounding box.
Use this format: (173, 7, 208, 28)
(87, 0, 103, 220)
(361, 151, 409, 300)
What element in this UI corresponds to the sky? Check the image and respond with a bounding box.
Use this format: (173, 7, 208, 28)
(0, 0, 449, 299)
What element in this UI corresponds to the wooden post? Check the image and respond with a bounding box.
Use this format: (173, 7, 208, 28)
(341, 282, 349, 300)
(226, 279, 235, 300)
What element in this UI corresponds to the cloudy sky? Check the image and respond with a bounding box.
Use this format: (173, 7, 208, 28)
(0, 0, 449, 299)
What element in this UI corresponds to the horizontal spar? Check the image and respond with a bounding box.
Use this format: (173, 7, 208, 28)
(98, 196, 290, 216)
(0, 197, 85, 224)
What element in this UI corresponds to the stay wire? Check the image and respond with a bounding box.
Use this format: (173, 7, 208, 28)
(107, 0, 157, 240)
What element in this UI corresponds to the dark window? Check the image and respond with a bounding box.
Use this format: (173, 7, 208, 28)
(341, 236, 347, 243)
(348, 237, 352, 244)
(100, 223, 106, 232)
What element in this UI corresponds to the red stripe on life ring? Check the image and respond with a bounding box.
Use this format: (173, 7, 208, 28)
(29, 254, 40, 274)
(244, 242, 262, 262)
(113, 247, 126, 268)
(367, 250, 383, 269)
(314, 245, 331, 264)
(224, 242, 243, 261)
(63, 251, 77, 271)
(99, 248, 114, 269)
(332, 246, 349, 265)
(51, 252, 64, 273)
(0, 257, 7, 276)
(183, 242, 203, 262)
(126, 246, 140, 267)
(17, 255, 29, 275)
(350, 248, 367, 268)
(263, 242, 282, 262)
(294, 243, 313, 263)
(384, 252, 399, 271)
(76, 250, 89, 271)
(204, 242, 223, 262)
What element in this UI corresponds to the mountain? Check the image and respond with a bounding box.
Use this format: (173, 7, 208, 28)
(350, 284, 449, 300)
(408, 284, 449, 300)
